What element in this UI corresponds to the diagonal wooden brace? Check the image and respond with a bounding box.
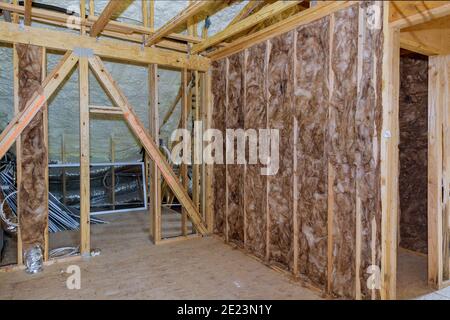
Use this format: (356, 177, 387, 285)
(0, 52, 79, 159)
(88, 55, 208, 235)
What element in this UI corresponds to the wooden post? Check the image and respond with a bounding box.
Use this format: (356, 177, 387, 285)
(440, 55, 450, 282)
(80, 0, 86, 35)
(79, 56, 90, 256)
(380, 1, 400, 299)
(149, 64, 161, 243)
(181, 69, 189, 236)
(192, 70, 200, 211)
(145, 0, 161, 243)
(89, 0, 95, 17)
(42, 47, 49, 262)
(13, 44, 22, 265)
(202, 71, 214, 233)
(428, 55, 449, 288)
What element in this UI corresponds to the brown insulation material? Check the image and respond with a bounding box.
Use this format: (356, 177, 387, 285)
(267, 32, 294, 270)
(226, 52, 245, 246)
(294, 17, 330, 287)
(356, 1, 384, 300)
(399, 54, 428, 254)
(211, 60, 227, 236)
(328, 6, 358, 298)
(244, 43, 267, 259)
(16, 44, 48, 252)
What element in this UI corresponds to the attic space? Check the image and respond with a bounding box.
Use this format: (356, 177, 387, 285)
(0, 0, 450, 301)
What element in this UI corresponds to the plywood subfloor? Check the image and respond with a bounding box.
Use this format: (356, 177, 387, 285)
(0, 210, 321, 299)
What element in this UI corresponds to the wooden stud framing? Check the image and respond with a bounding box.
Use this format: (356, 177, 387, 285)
(145, 1, 209, 46)
(0, 21, 210, 72)
(0, 52, 79, 159)
(181, 69, 189, 236)
(443, 55, 450, 283)
(79, 56, 90, 256)
(0, 2, 204, 47)
(193, 70, 200, 211)
(203, 70, 214, 233)
(226, 0, 267, 28)
(380, 1, 400, 299)
(24, 0, 32, 26)
(88, 56, 208, 235)
(90, 0, 125, 38)
(208, 1, 354, 61)
(192, 1, 302, 54)
(428, 55, 450, 288)
(42, 47, 49, 262)
(149, 63, 161, 243)
(12, 44, 22, 266)
(89, 0, 95, 17)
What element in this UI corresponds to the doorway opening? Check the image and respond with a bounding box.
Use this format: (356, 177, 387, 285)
(396, 49, 430, 299)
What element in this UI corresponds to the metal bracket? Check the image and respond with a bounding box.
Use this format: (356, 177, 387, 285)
(73, 47, 94, 58)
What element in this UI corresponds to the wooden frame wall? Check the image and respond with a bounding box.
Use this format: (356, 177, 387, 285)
(382, 1, 450, 298)
(0, 0, 216, 270)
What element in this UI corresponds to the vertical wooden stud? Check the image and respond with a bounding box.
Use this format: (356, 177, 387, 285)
(181, 68, 189, 236)
(79, 56, 90, 256)
(380, 1, 400, 299)
(149, 63, 161, 243)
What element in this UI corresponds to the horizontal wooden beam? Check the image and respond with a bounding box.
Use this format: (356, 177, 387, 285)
(192, 0, 302, 54)
(0, 3, 204, 45)
(145, 1, 210, 46)
(88, 55, 208, 235)
(0, 52, 79, 159)
(90, 0, 125, 37)
(0, 21, 210, 71)
(400, 14, 450, 56)
(209, 1, 354, 61)
(89, 105, 124, 116)
(390, 1, 450, 29)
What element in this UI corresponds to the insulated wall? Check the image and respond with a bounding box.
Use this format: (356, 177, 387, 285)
(211, 2, 383, 299)
(16, 44, 48, 257)
(399, 54, 428, 254)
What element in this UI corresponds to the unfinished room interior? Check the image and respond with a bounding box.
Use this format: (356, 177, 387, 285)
(0, 0, 449, 301)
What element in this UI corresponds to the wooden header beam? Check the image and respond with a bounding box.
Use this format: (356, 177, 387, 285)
(145, 1, 210, 46)
(90, 0, 127, 37)
(389, 1, 450, 29)
(88, 56, 208, 235)
(0, 21, 210, 71)
(191, 0, 302, 54)
(0, 52, 79, 159)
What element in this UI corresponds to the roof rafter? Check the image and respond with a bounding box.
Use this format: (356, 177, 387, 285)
(90, 0, 131, 37)
(145, 1, 213, 47)
(191, 0, 302, 54)
(226, 0, 269, 28)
